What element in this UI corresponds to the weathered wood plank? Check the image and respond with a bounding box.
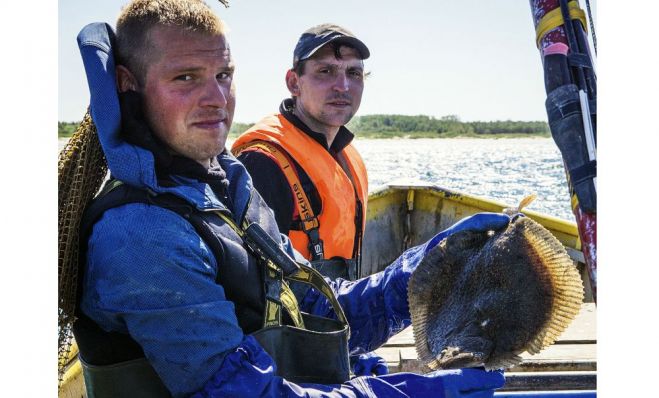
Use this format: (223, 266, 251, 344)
(516, 344, 596, 372)
(375, 303, 597, 373)
(495, 392, 596, 397)
(521, 344, 596, 362)
(373, 347, 403, 365)
(555, 303, 596, 343)
(500, 371, 597, 391)
(375, 344, 596, 373)
(514, 359, 596, 373)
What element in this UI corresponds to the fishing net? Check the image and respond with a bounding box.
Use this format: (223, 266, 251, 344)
(58, 110, 108, 386)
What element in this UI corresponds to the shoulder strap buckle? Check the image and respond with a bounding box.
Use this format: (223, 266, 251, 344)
(307, 228, 324, 261)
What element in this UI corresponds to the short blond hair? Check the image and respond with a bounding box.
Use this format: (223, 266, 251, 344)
(116, 0, 226, 84)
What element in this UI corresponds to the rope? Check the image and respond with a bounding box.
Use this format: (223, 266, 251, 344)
(585, 0, 597, 55)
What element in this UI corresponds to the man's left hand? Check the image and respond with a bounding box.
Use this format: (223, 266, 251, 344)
(352, 352, 389, 376)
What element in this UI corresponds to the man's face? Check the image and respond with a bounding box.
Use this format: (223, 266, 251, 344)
(288, 45, 364, 135)
(140, 26, 235, 166)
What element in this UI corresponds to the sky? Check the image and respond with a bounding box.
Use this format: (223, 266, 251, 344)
(58, 0, 597, 124)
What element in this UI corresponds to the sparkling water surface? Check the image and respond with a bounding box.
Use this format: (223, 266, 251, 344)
(59, 137, 573, 220)
(352, 138, 572, 220)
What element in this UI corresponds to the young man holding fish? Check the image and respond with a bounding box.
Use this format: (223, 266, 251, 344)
(66, 1, 510, 396)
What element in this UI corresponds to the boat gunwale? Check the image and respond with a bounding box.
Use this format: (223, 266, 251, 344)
(368, 182, 579, 237)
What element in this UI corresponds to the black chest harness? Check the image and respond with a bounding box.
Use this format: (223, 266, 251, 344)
(74, 180, 350, 397)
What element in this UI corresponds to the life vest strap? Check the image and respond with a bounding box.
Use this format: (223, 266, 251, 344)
(335, 152, 364, 274)
(286, 263, 349, 328)
(212, 210, 348, 333)
(262, 266, 305, 329)
(233, 141, 325, 260)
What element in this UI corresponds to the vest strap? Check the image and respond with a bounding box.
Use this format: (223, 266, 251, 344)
(335, 152, 364, 277)
(211, 210, 348, 333)
(286, 264, 349, 328)
(233, 141, 325, 260)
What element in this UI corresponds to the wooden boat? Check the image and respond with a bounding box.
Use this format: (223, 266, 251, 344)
(59, 182, 596, 397)
(364, 182, 596, 397)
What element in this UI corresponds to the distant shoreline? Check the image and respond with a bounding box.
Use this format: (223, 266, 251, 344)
(339, 132, 551, 139)
(59, 115, 551, 140)
(59, 132, 551, 140)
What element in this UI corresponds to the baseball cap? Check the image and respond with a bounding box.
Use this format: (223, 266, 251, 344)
(292, 23, 370, 67)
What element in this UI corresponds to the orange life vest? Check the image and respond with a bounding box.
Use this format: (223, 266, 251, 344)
(232, 114, 368, 261)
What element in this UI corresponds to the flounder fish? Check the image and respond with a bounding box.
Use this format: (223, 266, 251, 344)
(408, 207, 583, 371)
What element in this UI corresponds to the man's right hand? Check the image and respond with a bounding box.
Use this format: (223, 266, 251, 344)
(192, 335, 505, 397)
(370, 368, 505, 397)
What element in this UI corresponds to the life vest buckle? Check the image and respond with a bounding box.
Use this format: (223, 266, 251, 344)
(307, 228, 324, 260)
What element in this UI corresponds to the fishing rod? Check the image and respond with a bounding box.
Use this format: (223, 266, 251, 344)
(529, 0, 597, 302)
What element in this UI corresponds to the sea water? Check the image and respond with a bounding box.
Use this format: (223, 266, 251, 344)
(353, 138, 572, 220)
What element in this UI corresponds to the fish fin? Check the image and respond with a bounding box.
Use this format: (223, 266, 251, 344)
(517, 193, 537, 212)
(503, 193, 537, 215)
(426, 358, 441, 371)
(485, 353, 523, 370)
(408, 242, 449, 367)
(517, 217, 584, 354)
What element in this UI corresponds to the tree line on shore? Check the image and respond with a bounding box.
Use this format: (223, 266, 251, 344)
(59, 114, 550, 139)
(345, 114, 549, 138)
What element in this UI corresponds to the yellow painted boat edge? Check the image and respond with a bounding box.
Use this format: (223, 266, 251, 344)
(369, 182, 578, 236)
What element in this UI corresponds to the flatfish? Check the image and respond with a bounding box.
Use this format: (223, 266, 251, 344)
(407, 214, 583, 370)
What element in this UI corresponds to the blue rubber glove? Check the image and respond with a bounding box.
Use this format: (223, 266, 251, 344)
(423, 212, 512, 255)
(352, 352, 389, 376)
(372, 368, 505, 398)
(193, 335, 504, 397)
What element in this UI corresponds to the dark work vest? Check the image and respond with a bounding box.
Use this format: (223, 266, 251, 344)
(73, 180, 349, 397)
(75, 178, 279, 332)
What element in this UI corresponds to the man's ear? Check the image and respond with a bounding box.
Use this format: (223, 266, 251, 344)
(285, 69, 300, 97)
(116, 65, 138, 92)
